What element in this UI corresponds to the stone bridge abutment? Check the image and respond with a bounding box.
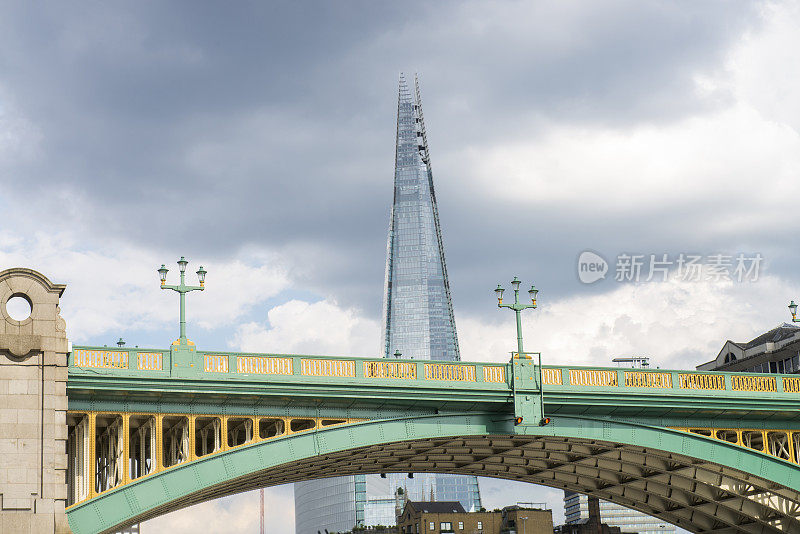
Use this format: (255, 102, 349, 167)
(0, 268, 70, 533)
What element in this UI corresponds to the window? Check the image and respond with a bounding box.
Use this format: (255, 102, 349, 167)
(441, 522, 452, 531)
(477, 522, 483, 530)
(458, 522, 464, 530)
(430, 522, 435, 531)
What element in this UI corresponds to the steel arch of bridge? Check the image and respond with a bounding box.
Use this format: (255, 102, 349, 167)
(66, 413, 800, 534)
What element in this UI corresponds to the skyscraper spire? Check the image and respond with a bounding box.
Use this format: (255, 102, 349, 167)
(294, 76, 479, 534)
(382, 73, 460, 361)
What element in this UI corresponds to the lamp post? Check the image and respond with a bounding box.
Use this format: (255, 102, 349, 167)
(494, 276, 538, 358)
(789, 301, 800, 323)
(158, 257, 206, 346)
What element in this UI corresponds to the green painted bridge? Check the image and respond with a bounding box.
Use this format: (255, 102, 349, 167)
(65, 344, 800, 534)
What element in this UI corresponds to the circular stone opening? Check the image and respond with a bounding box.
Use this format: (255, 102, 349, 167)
(6, 295, 32, 321)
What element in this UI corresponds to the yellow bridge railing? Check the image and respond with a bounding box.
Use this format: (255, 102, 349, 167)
(71, 346, 800, 393)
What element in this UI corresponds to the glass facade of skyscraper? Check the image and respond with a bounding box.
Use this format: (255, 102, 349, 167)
(293, 75, 481, 534)
(381, 75, 459, 362)
(564, 491, 676, 534)
(295, 477, 357, 534)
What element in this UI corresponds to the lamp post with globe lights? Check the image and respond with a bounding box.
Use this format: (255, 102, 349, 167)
(158, 257, 206, 346)
(495, 276, 549, 426)
(789, 301, 800, 323)
(494, 276, 538, 358)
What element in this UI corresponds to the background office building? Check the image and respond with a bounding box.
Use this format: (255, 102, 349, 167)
(564, 491, 675, 534)
(697, 323, 800, 374)
(294, 75, 481, 533)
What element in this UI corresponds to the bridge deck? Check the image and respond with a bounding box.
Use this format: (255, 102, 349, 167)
(68, 346, 800, 421)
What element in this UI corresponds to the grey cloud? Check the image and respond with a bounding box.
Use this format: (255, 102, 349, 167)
(0, 0, 781, 323)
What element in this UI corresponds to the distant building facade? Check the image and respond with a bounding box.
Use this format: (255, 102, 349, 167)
(395, 501, 553, 534)
(697, 323, 800, 374)
(397, 501, 500, 534)
(499, 505, 553, 534)
(563, 492, 669, 534)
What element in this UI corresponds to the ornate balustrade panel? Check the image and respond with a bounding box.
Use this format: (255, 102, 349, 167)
(424, 363, 476, 381)
(569, 369, 618, 387)
(482, 366, 506, 383)
(364, 361, 416, 379)
(74, 349, 128, 369)
(237, 356, 293, 375)
(301, 358, 356, 378)
(624, 371, 672, 388)
(136, 352, 163, 371)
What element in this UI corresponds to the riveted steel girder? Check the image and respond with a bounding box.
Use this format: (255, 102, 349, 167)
(65, 414, 800, 534)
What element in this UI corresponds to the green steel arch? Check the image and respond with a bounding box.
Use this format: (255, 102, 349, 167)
(67, 413, 800, 534)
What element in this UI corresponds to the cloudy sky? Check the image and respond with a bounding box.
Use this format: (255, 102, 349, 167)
(3, 1, 800, 531)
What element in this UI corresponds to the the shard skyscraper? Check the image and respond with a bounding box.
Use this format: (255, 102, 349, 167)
(294, 75, 481, 534)
(381, 74, 461, 362)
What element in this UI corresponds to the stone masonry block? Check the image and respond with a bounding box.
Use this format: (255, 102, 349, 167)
(53, 410, 66, 426)
(44, 395, 67, 410)
(29, 302, 56, 322)
(29, 513, 54, 533)
(32, 319, 56, 337)
(18, 438, 40, 454)
(34, 498, 54, 515)
(7, 381, 27, 395)
(1, 513, 32, 533)
(3, 323, 20, 335)
(6, 274, 35, 295)
(55, 515, 71, 534)
(2, 496, 32, 510)
(5, 394, 39, 410)
(18, 408, 40, 423)
(0, 409, 16, 423)
(0, 364, 38, 380)
(53, 452, 68, 470)
(7, 467, 29, 483)
(15, 423, 40, 440)
(17, 321, 33, 335)
(43, 366, 67, 382)
(42, 351, 67, 367)
(43, 482, 61, 499)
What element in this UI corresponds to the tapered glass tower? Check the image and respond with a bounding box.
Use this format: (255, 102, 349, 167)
(294, 75, 480, 534)
(382, 74, 460, 361)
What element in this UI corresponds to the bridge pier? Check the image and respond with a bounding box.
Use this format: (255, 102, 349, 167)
(0, 269, 70, 533)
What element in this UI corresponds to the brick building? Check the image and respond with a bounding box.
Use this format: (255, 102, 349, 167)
(500, 505, 553, 534)
(396, 501, 501, 534)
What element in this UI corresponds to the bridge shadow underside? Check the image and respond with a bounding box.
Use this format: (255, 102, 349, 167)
(67, 414, 800, 534)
